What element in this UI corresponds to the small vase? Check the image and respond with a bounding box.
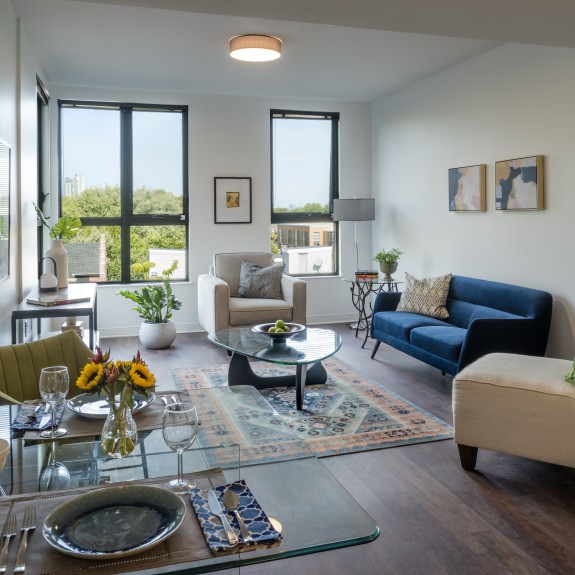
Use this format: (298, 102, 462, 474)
(45, 239, 69, 289)
(379, 262, 398, 282)
(101, 390, 138, 458)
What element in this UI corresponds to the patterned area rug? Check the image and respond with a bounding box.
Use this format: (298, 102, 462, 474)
(169, 357, 453, 466)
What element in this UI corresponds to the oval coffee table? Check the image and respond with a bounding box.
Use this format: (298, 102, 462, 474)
(208, 327, 342, 410)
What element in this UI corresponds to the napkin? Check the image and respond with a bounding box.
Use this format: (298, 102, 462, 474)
(11, 401, 66, 431)
(189, 479, 282, 555)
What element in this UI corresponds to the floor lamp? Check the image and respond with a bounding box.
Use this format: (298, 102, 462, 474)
(332, 198, 376, 271)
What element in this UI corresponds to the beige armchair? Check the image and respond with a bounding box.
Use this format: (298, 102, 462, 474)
(197, 252, 306, 333)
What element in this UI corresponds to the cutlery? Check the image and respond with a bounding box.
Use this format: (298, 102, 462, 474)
(14, 506, 36, 573)
(0, 513, 17, 574)
(38, 404, 53, 429)
(223, 489, 252, 542)
(207, 490, 238, 545)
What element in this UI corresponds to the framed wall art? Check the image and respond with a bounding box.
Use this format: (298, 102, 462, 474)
(214, 177, 252, 224)
(448, 164, 486, 212)
(0, 138, 11, 283)
(495, 155, 544, 210)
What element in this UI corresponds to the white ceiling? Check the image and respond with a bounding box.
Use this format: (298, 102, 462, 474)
(11, 0, 575, 102)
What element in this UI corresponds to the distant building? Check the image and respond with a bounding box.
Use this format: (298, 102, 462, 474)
(64, 174, 85, 197)
(148, 248, 186, 280)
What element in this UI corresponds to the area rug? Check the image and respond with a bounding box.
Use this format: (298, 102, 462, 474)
(169, 357, 453, 467)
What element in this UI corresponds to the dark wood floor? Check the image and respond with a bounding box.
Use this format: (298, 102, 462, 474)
(104, 325, 575, 575)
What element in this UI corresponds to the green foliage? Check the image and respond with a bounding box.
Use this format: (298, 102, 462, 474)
(374, 248, 404, 265)
(274, 202, 329, 213)
(117, 279, 182, 323)
(34, 202, 82, 239)
(566, 359, 575, 383)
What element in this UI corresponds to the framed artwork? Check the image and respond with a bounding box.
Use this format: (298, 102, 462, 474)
(448, 164, 486, 212)
(0, 138, 10, 283)
(214, 177, 252, 224)
(495, 155, 544, 210)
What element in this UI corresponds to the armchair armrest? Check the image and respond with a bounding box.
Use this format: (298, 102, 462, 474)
(372, 291, 402, 314)
(197, 273, 231, 333)
(281, 275, 307, 325)
(457, 318, 546, 372)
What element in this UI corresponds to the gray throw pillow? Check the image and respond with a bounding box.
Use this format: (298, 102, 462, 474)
(237, 261, 283, 299)
(396, 272, 452, 319)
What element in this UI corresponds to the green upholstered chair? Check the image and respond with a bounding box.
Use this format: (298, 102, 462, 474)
(0, 331, 93, 404)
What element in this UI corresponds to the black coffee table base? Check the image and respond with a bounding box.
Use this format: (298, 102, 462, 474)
(228, 352, 327, 410)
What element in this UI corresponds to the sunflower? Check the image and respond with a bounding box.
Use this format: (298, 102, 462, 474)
(129, 362, 156, 390)
(76, 362, 105, 391)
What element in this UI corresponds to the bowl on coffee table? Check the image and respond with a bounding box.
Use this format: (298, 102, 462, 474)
(252, 323, 305, 341)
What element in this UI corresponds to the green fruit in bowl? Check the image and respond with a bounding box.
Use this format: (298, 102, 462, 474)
(268, 327, 277, 333)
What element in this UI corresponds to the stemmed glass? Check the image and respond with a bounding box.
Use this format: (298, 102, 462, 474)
(39, 441, 71, 491)
(162, 401, 199, 494)
(38, 366, 69, 439)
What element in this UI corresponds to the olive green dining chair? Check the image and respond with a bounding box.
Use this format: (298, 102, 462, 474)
(0, 331, 93, 404)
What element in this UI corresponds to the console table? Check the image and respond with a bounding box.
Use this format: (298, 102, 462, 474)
(11, 283, 98, 349)
(343, 278, 402, 348)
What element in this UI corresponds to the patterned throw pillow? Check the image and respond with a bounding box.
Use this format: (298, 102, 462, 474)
(237, 261, 283, 299)
(396, 273, 452, 319)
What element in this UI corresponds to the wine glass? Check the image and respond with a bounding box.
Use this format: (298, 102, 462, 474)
(39, 366, 69, 439)
(39, 441, 71, 491)
(162, 401, 199, 494)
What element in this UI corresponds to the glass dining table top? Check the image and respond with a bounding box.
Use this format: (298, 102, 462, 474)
(0, 394, 378, 575)
(208, 326, 342, 366)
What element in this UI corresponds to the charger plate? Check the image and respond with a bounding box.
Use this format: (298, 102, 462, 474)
(42, 485, 185, 559)
(67, 392, 156, 419)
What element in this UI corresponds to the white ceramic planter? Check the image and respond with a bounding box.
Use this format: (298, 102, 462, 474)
(139, 321, 176, 349)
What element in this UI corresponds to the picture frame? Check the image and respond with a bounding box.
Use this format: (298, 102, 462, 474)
(0, 138, 11, 283)
(448, 164, 486, 212)
(214, 177, 252, 224)
(495, 155, 544, 210)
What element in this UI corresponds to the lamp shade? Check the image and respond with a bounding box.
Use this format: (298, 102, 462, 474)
(332, 198, 375, 221)
(229, 35, 282, 62)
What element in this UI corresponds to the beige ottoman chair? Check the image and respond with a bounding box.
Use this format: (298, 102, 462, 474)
(453, 352, 575, 470)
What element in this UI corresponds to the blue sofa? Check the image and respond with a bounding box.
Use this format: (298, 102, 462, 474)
(370, 275, 553, 375)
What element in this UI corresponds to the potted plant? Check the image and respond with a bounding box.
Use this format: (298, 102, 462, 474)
(117, 277, 182, 349)
(34, 203, 82, 289)
(373, 248, 404, 281)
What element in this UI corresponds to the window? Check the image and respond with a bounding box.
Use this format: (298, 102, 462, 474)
(270, 110, 339, 276)
(58, 101, 188, 283)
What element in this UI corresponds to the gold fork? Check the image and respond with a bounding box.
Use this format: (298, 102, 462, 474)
(13, 507, 36, 574)
(0, 513, 17, 574)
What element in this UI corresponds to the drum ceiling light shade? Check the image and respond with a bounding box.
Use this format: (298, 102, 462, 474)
(229, 34, 282, 62)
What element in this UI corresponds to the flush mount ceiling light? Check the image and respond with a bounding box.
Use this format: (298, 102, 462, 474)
(229, 34, 282, 62)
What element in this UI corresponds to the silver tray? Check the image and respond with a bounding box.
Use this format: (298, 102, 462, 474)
(42, 485, 186, 559)
(67, 392, 156, 419)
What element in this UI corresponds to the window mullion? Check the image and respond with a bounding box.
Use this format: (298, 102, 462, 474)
(120, 108, 133, 283)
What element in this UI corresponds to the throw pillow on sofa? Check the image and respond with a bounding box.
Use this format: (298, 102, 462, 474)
(237, 261, 283, 299)
(396, 272, 452, 319)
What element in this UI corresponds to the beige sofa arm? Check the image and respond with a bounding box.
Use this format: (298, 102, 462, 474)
(197, 274, 231, 333)
(281, 275, 307, 325)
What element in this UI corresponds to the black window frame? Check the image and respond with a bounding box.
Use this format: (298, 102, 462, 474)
(270, 109, 340, 276)
(58, 100, 189, 284)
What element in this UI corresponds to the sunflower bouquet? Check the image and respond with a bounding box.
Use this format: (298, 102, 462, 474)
(76, 347, 156, 457)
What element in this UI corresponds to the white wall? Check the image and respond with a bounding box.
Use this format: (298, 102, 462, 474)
(372, 43, 575, 359)
(48, 86, 372, 337)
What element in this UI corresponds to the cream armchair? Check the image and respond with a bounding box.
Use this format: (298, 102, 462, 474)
(197, 252, 306, 333)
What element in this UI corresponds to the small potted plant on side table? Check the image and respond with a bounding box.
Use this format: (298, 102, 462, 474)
(373, 248, 404, 281)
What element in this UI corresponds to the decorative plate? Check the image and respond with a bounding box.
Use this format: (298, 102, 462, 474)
(252, 323, 305, 340)
(42, 485, 186, 559)
(67, 392, 156, 419)
(189, 479, 282, 554)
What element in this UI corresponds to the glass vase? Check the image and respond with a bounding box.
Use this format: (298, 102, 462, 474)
(101, 390, 138, 458)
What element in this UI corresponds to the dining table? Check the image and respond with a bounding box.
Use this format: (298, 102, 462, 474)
(0, 387, 379, 575)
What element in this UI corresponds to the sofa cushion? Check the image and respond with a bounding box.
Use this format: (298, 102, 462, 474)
(229, 297, 292, 325)
(372, 311, 451, 343)
(410, 325, 466, 363)
(396, 273, 452, 319)
(237, 261, 283, 299)
(447, 300, 523, 329)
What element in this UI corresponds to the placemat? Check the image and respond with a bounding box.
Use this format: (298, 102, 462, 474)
(0, 468, 224, 575)
(23, 391, 188, 441)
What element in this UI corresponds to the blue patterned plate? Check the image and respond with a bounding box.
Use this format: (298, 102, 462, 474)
(190, 479, 282, 554)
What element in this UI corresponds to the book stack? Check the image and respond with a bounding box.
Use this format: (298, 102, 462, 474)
(355, 270, 379, 282)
